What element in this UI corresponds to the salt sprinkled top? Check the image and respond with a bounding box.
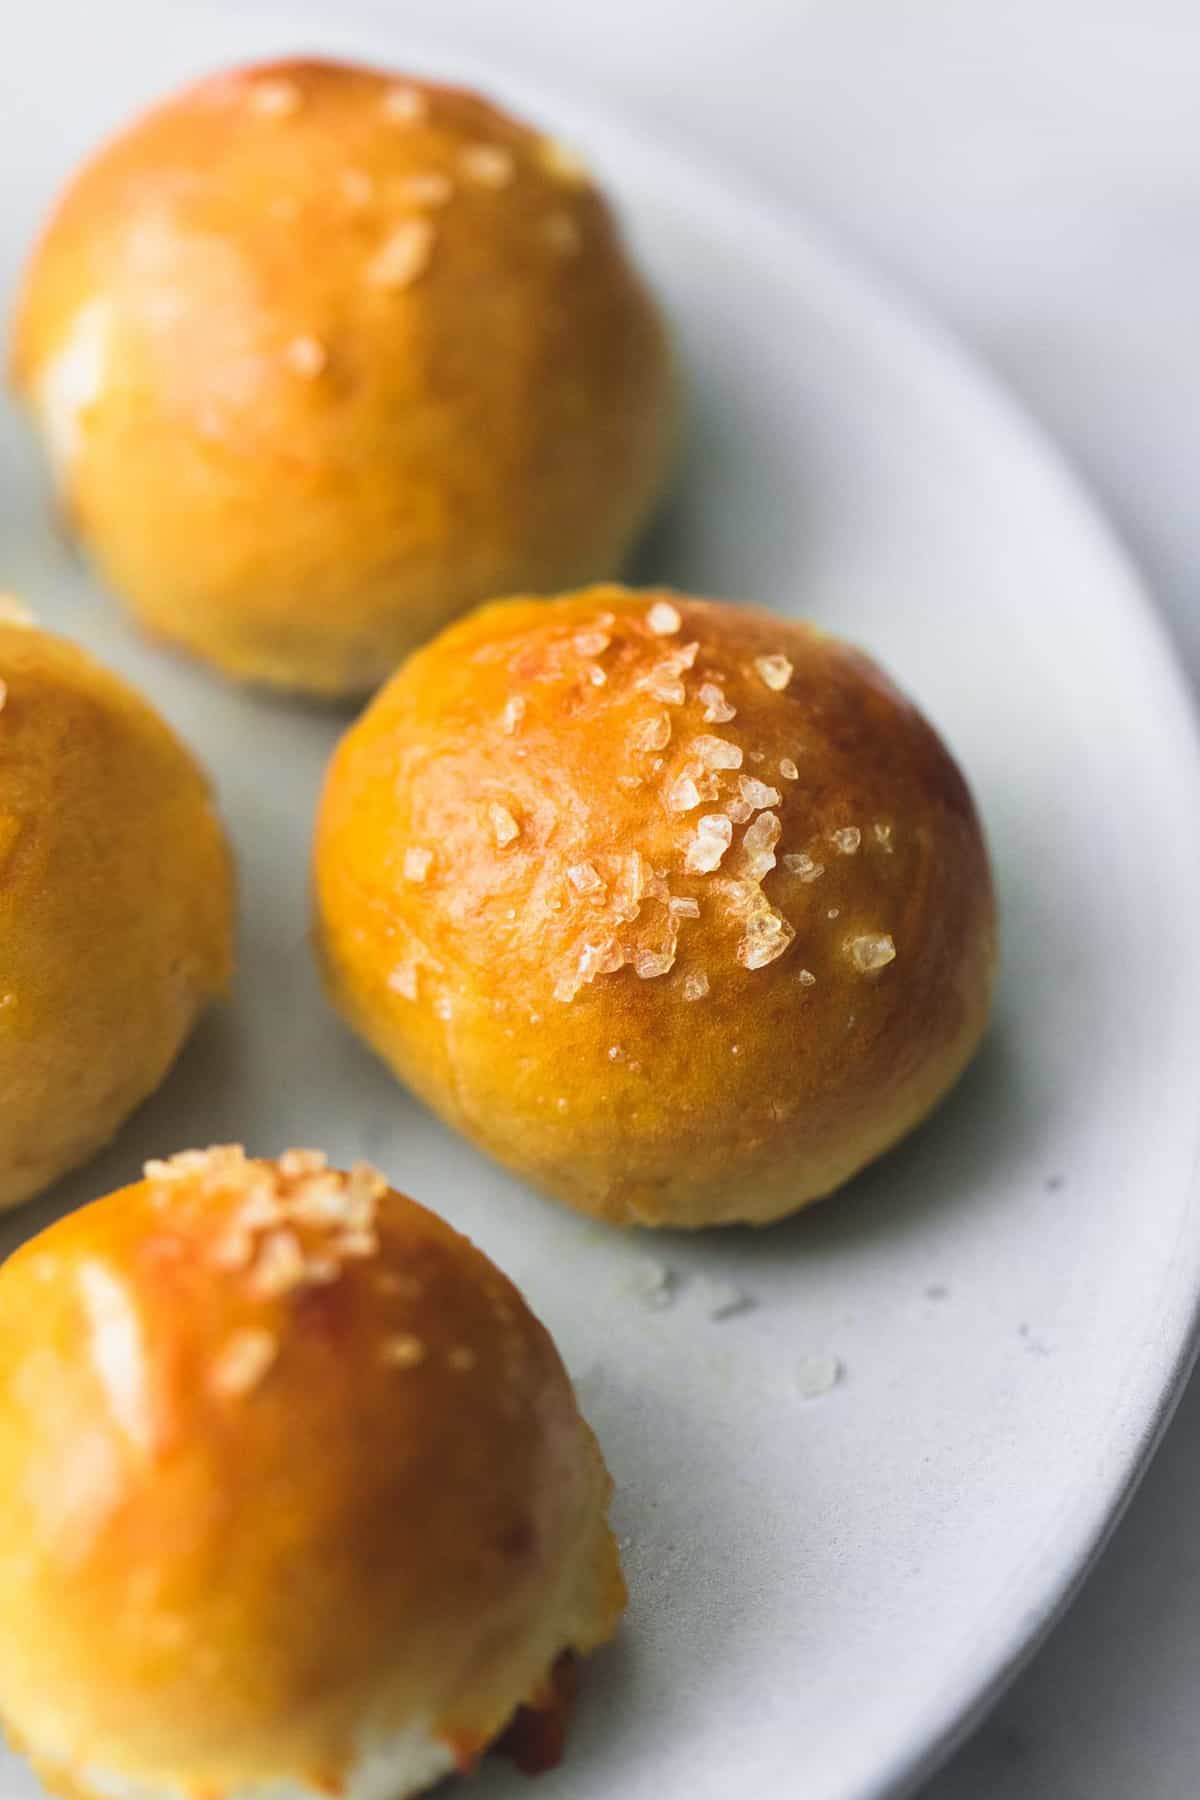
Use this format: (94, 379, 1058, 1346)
(754, 653, 794, 691)
(142, 1150, 394, 1388)
(831, 826, 862, 854)
(779, 758, 799, 781)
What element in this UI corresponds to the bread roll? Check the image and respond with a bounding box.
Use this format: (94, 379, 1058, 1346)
(10, 58, 677, 695)
(314, 586, 996, 1227)
(0, 1148, 623, 1799)
(0, 611, 232, 1211)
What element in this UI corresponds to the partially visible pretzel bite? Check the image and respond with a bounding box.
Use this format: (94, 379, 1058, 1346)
(0, 610, 232, 1212)
(0, 1149, 624, 1800)
(314, 586, 997, 1227)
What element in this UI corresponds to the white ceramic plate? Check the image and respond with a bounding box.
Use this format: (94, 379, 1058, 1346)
(4, 7, 1200, 1799)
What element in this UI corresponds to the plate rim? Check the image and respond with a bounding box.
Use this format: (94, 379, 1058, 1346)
(20, 6, 1200, 1794)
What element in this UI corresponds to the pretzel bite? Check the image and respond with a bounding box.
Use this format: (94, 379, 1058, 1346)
(314, 586, 996, 1227)
(11, 59, 677, 694)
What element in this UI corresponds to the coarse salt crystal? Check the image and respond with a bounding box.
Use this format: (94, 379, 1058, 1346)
(400, 171, 454, 207)
(831, 826, 861, 854)
(738, 774, 781, 810)
(489, 802, 520, 846)
(692, 734, 743, 771)
(574, 628, 611, 657)
(754, 653, 793, 691)
(631, 712, 672, 753)
(686, 813, 733, 873)
(460, 143, 515, 187)
(646, 600, 682, 635)
(250, 79, 301, 118)
(779, 758, 799, 780)
(381, 1334, 426, 1368)
(848, 932, 896, 972)
(403, 847, 432, 882)
(567, 861, 605, 895)
(501, 695, 526, 734)
(666, 772, 702, 813)
(736, 907, 795, 970)
(367, 219, 435, 290)
(741, 811, 782, 881)
(382, 84, 426, 123)
(682, 968, 710, 1001)
(699, 682, 736, 723)
(211, 1329, 278, 1397)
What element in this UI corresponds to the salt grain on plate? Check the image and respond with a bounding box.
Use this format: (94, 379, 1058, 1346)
(698, 1277, 754, 1320)
(631, 1258, 676, 1309)
(796, 1352, 842, 1400)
